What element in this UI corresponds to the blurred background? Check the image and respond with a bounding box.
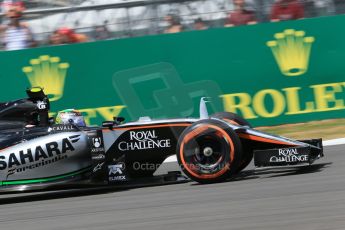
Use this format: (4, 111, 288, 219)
(1, 0, 344, 139)
(0, 0, 344, 49)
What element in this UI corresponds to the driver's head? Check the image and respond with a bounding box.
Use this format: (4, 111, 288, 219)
(56, 109, 86, 127)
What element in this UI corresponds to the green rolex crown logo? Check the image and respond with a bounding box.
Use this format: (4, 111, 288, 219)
(267, 29, 315, 77)
(22, 55, 70, 101)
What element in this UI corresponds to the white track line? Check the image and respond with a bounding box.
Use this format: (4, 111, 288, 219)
(163, 138, 345, 163)
(323, 138, 345, 146)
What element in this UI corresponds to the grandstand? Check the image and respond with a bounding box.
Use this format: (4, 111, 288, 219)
(1, 0, 344, 46)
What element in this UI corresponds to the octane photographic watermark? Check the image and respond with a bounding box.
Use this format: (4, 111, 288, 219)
(131, 161, 230, 172)
(132, 162, 162, 171)
(112, 62, 223, 120)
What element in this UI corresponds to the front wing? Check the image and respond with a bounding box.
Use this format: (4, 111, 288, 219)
(253, 139, 323, 167)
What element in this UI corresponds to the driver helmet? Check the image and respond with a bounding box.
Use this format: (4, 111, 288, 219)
(55, 109, 86, 127)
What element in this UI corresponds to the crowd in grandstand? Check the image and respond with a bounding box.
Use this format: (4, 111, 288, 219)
(0, 0, 342, 50)
(164, 0, 327, 34)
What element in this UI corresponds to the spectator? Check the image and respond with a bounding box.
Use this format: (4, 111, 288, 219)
(1, 0, 24, 13)
(194, 18, 208, 30)
(94, 23, 111, 40)
(270, 0, 304, 21)
(311, 0, 335, 16)
(225, 0, 257, 27)
(1, 4, 36, 51)
(334, 0, 345, 14)
(164, 14, 183, 34)
(48, 30, 63, 45)
(55, 27, 89, 44)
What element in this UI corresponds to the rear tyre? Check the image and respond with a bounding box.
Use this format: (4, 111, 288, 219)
(176, 119, 242, 183)
(212, 112, 253, 173)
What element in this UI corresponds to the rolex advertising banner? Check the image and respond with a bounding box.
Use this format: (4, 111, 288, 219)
(1, 15, 344, 126)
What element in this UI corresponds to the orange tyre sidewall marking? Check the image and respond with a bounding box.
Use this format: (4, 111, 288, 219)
(221, 119, 249, 168)
(180, 124, 235, 179)
(223, 118, 246, 168)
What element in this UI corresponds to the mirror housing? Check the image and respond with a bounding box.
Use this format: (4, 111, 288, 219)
(102, 121, 115, 129)
(114, 117, 125, 124)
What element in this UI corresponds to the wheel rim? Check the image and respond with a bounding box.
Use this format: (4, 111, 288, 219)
(181, 125, 232, 177)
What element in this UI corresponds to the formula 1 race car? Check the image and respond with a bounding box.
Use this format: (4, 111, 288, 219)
(0, 88, 323, 193)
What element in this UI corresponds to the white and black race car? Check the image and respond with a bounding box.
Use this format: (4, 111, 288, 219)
(0, 88, 323, 193)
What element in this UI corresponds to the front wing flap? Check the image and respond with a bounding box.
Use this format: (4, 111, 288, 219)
(254, 139, 323, 167)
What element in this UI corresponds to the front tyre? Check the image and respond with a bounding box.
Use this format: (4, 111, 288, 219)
(212, 112, 253, 173)
(176, 119, 242, 183)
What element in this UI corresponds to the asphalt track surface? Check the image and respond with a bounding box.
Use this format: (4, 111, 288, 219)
(0, 145, 344, 230)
